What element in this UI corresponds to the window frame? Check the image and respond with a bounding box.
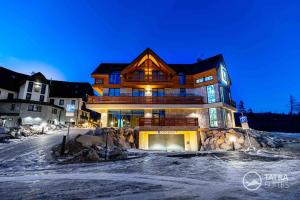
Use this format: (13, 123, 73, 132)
(59, 99, 64, 105)
(206, 85, 216, 103)
(27, 81, 33, 92)
(108, 88, 120, 96)
(209, 108, 218, 128)
(26, 93, 31, 100)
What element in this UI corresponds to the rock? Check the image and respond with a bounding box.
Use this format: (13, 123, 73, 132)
(109, 147, 127, 160)
(237, 136, 245, 144)
(217, 138, 224, 145)
(220, 143, 232, 150)
(76, 135, 113, 148)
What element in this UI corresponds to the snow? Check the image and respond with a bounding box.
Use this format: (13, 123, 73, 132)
(0, 130, 300, 199)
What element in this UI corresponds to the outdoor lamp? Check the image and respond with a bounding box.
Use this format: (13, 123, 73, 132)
(229, 135, 236, 151)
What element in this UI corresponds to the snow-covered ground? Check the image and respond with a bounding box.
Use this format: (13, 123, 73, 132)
(0, 130, 299, 200)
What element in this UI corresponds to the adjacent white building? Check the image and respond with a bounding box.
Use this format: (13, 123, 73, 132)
(0, 67, 94, 127)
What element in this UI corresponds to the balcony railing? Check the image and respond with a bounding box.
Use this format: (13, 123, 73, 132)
(125, 75, 169, 82)
(139, 117, 198, 127)
(88, 96, 204, 104)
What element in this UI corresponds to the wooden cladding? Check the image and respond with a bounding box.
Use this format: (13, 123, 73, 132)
(88, 96, 204, 104)
(139, 117, 198, 127)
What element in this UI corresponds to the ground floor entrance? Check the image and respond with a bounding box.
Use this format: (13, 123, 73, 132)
(139, 131, 199, 151)
(148, 134, 185, 151)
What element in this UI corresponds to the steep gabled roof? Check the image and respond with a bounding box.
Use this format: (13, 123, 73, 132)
(121, 48, 176, 75)
(0, 66, 29, 91)
(91, 53, 224, 75)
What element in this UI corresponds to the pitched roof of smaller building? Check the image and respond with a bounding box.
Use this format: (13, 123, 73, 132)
(49, 80, 94, 98)
(0, 67, 28, 91)
(92, 53, 223, 75)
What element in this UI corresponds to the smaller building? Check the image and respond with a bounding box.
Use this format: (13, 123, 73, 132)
(0, 66, 94, 127)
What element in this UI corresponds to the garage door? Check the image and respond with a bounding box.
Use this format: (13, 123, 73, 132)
(148, 134, 185, 151)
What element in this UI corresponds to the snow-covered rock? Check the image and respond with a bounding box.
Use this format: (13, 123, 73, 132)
(52, 127, 132, 163)
(202, 128, 282, 151)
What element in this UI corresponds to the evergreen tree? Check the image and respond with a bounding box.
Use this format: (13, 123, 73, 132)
(237, 100, 246, 114)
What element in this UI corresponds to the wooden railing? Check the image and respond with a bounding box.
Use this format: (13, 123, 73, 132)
(139, 117, 198, 127)
(88, 96, 204, 104)
(125, 75, 169, 82)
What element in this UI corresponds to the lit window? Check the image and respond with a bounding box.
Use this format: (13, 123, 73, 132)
(95, 79, 104, 84)
(204, 76, 213, 81)
(209, 108, 218, 127)
(195, 78, 204, 84)
(220, 64, 228, 85)
(207, 85, 216, 103)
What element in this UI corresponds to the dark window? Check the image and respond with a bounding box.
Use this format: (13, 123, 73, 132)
(28, 105, 41, 112)
(41, 84, 46, 94)
(95, 79, 104, 84)
(132, 89, 145, 96)
(0, 90, 1, 95)
(40, 95, 45, 102)
(27, 81, 33, 92)
(71, 100, 76, 105)
(26, 93, 31, 100)
(152, 88, 164, 97)
(109, 71, 120, 84)
(59, 99, 64, 105)
(37, 106, 42, 112)
(52, 108, 57, 114)
(178, 72, 186, 85)
(50, 99, 54, 104)
(133, 70, 145, 81)
(28, 105, 34, 111)
(152, 70, 164, 81)
(152, 110, 165, 118)
(108, 88, 120, 96)
(10, 104, 15, 111)
(179, 88, 186, 96)
(7, 93, 14, 100)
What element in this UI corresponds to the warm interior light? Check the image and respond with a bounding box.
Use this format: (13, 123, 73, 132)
(229, 135, 236, 143)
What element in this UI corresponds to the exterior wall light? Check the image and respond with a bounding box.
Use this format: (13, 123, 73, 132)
(229, 135, 236, 151)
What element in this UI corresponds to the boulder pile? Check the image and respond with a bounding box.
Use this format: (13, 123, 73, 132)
(202, 128, 282, 151)
(52, 127, 135, 163)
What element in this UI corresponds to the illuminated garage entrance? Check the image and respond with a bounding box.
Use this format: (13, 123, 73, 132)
(148, 134, 185, 151)
(139, 131, 199, 151)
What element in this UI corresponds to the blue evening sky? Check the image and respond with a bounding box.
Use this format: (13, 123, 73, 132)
(0, 0, 299, 113)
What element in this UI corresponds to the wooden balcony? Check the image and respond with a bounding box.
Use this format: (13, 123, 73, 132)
(88, 96, 204, 104)
(124, 75, 169, 82)
(139, 117, 198, 127)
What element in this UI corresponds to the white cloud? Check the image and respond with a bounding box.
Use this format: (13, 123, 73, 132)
(0, 56, 65, 80)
